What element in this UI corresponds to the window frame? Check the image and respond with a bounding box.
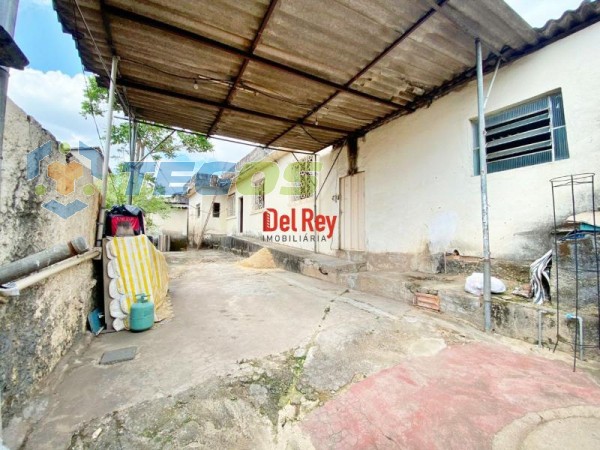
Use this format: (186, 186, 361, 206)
(292, 156, 317, 202)
(226, 194, 235, 218)
(253, 176, 265, 211)
(473, 91, 569, 175)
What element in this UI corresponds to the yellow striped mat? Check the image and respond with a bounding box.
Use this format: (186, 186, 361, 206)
(105, 235, 172, 329)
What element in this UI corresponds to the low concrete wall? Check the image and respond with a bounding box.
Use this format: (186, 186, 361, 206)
(221, 235, 599, 360)
(0, 99, 99, 424)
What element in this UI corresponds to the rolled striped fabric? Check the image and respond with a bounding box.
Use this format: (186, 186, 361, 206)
(530, 250, 552, 305)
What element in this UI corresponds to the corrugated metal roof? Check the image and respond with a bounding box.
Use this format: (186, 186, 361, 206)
(537, 0, 600, 39)
(53, 0, 598, 153)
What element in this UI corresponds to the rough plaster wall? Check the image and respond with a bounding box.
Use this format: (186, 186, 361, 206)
(0, 99, 99, 424)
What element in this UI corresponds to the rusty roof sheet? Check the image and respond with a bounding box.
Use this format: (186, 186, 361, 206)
(53, 0, 598, 152)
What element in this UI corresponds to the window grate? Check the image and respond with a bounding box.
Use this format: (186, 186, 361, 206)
(254, 179, 265, 211)
(293, 156, 316, 201)
(474, 92, 569, 174)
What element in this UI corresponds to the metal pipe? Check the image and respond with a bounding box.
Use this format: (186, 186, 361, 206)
(314, 153, 318, 254)
(566, 313, 584, 360)
(483, 59, 501, 109)
(578, 316, 584, 360)
(0, 0, 20, 207)
(127, 119, 137, 205)
(96, 56, 119, 245)
(538, 309, 548, 348)
(0, 237, 89, 285)
(551, 181, 560, 352)
(0, 249, 100, 299)
(476, 39, 492, 332)
(570, 175, 580, 370)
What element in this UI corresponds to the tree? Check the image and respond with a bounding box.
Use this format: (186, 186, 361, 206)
(105, 165, 171, 228)
(82, 76, 213, 211)
(82, 76, 213, 161)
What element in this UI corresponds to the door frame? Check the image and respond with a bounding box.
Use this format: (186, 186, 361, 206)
(338, 171, 366, 251)
(238, 196, 244, 233)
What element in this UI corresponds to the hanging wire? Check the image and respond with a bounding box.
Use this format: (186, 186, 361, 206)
(116, 57, 367, 121)
(316, 140, 344, 199)
(113, 116, 317, 155)
(300, 125, 329, 145)
(72, 0, 130, 115)
(120, 58, 231, 86)
(120, 58, 320, 110)
(71, 0, 104, 148)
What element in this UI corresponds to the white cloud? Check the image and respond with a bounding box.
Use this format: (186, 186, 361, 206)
(207, 139, 258, 163)
(7, 68, 103, 148)
(505, 0, 584, 28)
(6, 68, 253, 163)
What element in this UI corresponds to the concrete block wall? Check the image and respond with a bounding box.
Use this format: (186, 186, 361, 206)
(0, 99, 99, 424)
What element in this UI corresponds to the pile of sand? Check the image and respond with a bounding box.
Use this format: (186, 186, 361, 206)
(238, 248, 277, 269)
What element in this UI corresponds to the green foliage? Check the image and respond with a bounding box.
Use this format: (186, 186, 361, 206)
(104, 167, 171, 227)
(81, 76, 213, 162)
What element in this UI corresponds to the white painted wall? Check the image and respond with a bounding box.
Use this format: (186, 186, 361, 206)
(228, 151, 320, 252)
(187, 191, 228, 247)
(193, 23, 600, 264)
(360, 22, 600, 261)
(150, 207, 188, 237)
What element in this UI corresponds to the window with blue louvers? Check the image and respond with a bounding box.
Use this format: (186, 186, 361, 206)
(473, 92, 569, 175)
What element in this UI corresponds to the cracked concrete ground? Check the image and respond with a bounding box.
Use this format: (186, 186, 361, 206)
(5, 249, 600, 449)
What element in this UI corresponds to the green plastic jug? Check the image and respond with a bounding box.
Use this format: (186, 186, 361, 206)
(130, 293, 154, 332)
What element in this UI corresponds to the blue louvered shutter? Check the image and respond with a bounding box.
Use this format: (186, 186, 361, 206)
(473, 92, 569, 175)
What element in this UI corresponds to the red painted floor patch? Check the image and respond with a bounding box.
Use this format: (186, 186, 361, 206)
(301, 342, 600, 449)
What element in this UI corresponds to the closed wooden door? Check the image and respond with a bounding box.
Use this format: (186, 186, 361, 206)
(339, 172, 365, 251)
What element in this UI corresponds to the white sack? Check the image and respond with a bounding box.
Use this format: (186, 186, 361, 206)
(465, 272, 506, 296)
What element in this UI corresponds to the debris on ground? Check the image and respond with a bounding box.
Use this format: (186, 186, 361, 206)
(238, 248, 277, 269)
(512, 283, 532, 298)
(99, 347, 137, 365)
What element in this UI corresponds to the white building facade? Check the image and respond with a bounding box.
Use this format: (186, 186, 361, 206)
(190, 22, 600, 269)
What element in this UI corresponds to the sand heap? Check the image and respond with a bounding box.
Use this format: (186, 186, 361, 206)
(238, 248, 277, 269)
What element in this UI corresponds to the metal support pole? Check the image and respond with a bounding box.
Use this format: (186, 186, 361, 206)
(96, 56, 119, 245)
(127, 119, 137, 205)
(476, 39, 492, 332)
(0, 0, 20, 207)
(313, 153, 318, 253)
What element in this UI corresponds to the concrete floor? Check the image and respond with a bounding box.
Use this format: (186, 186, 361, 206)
(5, 249, 600, 449)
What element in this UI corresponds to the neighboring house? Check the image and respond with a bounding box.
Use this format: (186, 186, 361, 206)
(186, 171, 232, 248)
(149, 194, 189, 250)
(189, 18, 600, 270)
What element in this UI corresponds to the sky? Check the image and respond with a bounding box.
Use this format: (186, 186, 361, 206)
(7, 0, 585, 165)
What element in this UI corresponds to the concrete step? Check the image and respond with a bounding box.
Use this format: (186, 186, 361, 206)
(219, 236, 366, 283)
